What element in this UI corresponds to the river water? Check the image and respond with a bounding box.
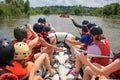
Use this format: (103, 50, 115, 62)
(0, 15, 120, 53)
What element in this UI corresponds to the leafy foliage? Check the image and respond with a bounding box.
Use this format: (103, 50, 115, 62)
(0, 1, 120, 18)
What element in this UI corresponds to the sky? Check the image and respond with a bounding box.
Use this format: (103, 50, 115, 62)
(29, 0, 119, 7)
(0, 0, 120, 7)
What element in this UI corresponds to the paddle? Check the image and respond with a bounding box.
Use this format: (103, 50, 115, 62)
(74, 48, 113, 59)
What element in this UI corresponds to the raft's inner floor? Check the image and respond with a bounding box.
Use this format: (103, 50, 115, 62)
(42, 46, 82, 80)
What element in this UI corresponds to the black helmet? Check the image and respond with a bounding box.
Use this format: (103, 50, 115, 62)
(38, 18, 46, 23)
(82, 26, 88, 32)
(90, 26, 103, 35)
(82, 20, 89, 25)
(0, 38, 15, 67)
(14, 26, 27, 40)
(33, 23, 43, 33)
(88, 22, 96, 30)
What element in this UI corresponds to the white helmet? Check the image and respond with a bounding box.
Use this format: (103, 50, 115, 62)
(14, 42, 30, 60)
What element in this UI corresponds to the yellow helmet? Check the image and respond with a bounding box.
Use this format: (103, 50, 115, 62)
(14, 42, 30, 60)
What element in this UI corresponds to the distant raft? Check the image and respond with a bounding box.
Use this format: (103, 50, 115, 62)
(59, 14, 69, 18)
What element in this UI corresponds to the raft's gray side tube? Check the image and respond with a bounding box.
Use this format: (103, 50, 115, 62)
(48, 32, 75, 47)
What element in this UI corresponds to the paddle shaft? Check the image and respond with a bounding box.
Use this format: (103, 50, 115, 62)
(75, 49, 113, 59)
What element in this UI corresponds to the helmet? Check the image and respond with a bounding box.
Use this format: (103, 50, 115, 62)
(82, 26, 88, 32)
(0, 38, 15, 67)
(33, 23, 43, 33)
(82, 20, 89, 25)
(43, 26, 51, 32)
(90, 26, 103, 35)
(14, 26, 27, 40)
(88, 22, 96, 30)
(14, 42, 30, 60)
(38, 18, 46, 23)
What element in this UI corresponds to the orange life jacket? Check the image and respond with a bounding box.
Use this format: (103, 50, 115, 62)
(0, 68, 18, 80)
(92, 38, 110, 66)
(6, 61, 33, 79)
(109, 53, 120, 79)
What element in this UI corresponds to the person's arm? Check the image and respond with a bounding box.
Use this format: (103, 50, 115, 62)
(65, 38, 82, 45)
(79, 53, 120, 75)
(39, 37, 63, 51)
(71, 18, 82, 28)
(25, 24, 39, 49)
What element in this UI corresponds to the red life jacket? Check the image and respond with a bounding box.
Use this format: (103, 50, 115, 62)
(41, 31, 48, 39)
(26, 31, 34, 40)
(92, 38, 110, 66)
(6, 61, 33, 79)
(0, 68, 18, 80)
(32, 33, 43, 53)
(109, 53, 120, 79)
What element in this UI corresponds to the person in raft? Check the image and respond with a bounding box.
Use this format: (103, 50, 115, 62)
(32, 23, 63, 64)
(65, 26, 93, 61)
(70, 26, 112, 78)
(6, 42, 56, 80)
(0, 38, 18, 80)
(79, 51, 120, 79)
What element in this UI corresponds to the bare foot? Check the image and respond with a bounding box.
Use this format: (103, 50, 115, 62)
(49, 69, 56, 76)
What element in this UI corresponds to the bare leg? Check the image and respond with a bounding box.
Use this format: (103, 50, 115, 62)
(83, 63, 108, 80)
(70, 46, 75, 60)
(50, 37, 56, 46)
(83, 66, 95, 80)
(75, 55, 83, 73)
(70, 45, 81, 61)
(34, 53, 55, 76)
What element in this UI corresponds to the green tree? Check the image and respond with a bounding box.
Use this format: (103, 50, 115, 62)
(5, 0, 11, 3)
(103, 5, 112, 16)
(24, 0, 30, 13)
(43, 7, 51, 14)
(73, 6, 82, 15)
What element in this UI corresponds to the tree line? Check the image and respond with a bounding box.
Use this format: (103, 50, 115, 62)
(0, 0, 120, 18)
(0, 0, 30, 17)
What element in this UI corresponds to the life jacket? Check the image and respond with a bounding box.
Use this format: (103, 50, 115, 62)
(0, 68, 18, 80)
(109, 53, 120, 79)
(26, 31, 34, 40)
(12, 39, 30, 45)
(6, 61, 33, 80)
(91, 38, 110, 66)
(41, 31, 48, 39)
(31, 33, 43, 54)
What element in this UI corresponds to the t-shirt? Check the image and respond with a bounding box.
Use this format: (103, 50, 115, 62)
(79, 34, 92, 45)
(86, 44, 114, 56)
(86, 44, 101, 55)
